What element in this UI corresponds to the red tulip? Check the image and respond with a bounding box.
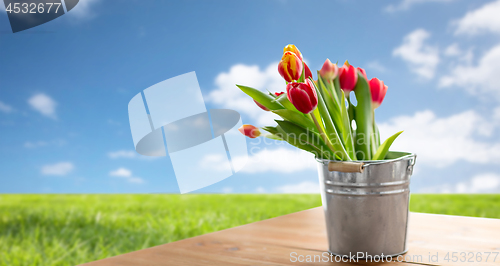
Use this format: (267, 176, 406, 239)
(283, 44, 303, 61)
(339, 64, 358, 93)
(304, 62, 313, 80)
(275, 92, 284, 97)
(253, 100, 270, 111)
(369, 78, 388, 109)
(238, 124, 261, 138)
(319, 59, 338, 80)
(286, 79, 318, 114)
(357, 67, 367, 80)
(278, 51, 303, 82)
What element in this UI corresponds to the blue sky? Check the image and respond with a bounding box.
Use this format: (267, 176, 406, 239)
(1, 0, 500, 193)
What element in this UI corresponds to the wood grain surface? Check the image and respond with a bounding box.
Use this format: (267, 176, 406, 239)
(81, 207, 500, 265)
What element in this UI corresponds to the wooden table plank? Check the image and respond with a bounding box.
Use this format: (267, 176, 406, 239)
(81, 208, 500, 265)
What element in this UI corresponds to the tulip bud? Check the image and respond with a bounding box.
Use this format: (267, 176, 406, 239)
(339, 64, 358, 93)
(278, 51, 303, 82)
(238, 124, 261, 138)
(357, 67, 367, 80)
(304, 63, 313, 80)
(275, 92, 285, 97)
(286, 79, 318, 114)
(283, 44, 303, 61)
(253, 100, 270, 111)
(319, 59, 338, 80)
(369, 78, 388, 109)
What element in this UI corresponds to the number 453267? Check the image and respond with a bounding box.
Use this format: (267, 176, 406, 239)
(5, 2, 62, 14)
(444, 252, 499, 263)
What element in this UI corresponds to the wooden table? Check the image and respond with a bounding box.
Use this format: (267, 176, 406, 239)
(82, 207, 500, 265)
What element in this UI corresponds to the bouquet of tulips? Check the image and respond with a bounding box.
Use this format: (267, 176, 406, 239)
(237, 44, 402, 161)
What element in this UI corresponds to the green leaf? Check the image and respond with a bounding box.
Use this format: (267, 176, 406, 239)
(261, 126, 285, 141)
(317, 74, 344, 138)
(309, 78, 350, 161)
(263, 134, 284, 141)
(276, 120, 334, 160)
(353, 73, 373, 160)
(333, 75, 343, 101)
(318, 74, 340, 106)
(272, 109, 317, 133)
(370, 119, 381, 158)
(340, 90, 356, 160)
(385, 151, 411, 160)
(236, 85, 284, 110)
(274, 94, 303, 115)
(372, 131, 404, 160)
(375, 121, 381, 147)
(347, 97, 356, 132)
(261, 126, 280, 135)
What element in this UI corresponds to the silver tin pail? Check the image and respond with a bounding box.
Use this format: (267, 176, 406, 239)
(316, 152, 417, 257)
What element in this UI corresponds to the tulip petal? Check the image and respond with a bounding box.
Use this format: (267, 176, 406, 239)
(274, 93, 303, 115)
(289, 88, 313, 114)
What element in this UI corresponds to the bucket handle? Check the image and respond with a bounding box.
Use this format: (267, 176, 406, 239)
(328, 161, 365, 173)
(328, 154, 417, 173)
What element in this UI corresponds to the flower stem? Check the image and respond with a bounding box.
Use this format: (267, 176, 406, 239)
(309, 113, 336, 156)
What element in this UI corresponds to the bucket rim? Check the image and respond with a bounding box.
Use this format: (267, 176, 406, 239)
(315, 151, 416, 166)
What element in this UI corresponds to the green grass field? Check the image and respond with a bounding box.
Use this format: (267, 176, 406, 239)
(0, 194, 499, 266)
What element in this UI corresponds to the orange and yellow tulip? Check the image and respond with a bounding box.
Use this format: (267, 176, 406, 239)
(278, 51, 303, 82)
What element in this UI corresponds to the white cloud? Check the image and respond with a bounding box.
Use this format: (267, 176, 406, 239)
(221, 187, 233, 193)
(495, 106, 500, 121)
(454, 0, 500, 35)
(459, 173, 500, 193)
(393, 29, 440, 79)
(439, 44, 500, 100)
(107, 149, 158, 160)
(24, 139, 65, 148)
(443, 43, 474, 65)
(199, 153, 232, 172)
(276, 181, 320, 193)
(385, 0, 455, 12)
(196, 146, 316, 174)
(25, 141, 48, 148)
(255, 187, 266, 193)
(379, 109, 500, 167)
(125, 177, 144, 184)
(444, 43, 461, 57)
(108, 150, 137, 159)
(237, 147, 316, 173)
(28, 93, 57, 119)
(41, 162, 74, 176)
(0, 101, 13, 113)
(109, 167, 144, 184)
(207, 63, 284, 126)
(423, 173, 500, 193)
(67, 0, 101, 19)
(109, 168, 132, 177)
(365, 61, 388, 73)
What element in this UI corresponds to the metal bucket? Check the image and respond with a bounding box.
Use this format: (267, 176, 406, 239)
(316, 152, 417, 257)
